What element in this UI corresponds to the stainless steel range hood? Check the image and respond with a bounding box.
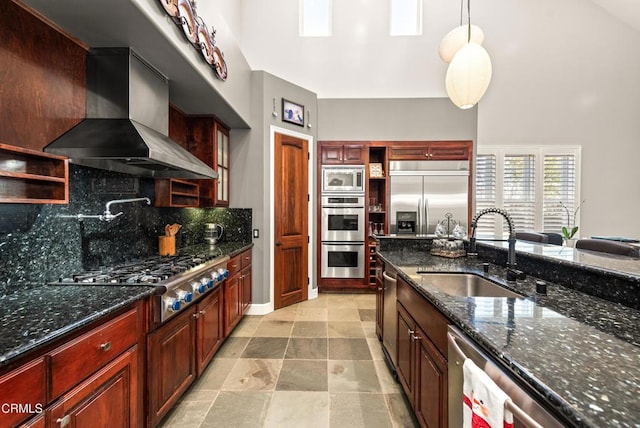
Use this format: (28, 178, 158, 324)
(45, 48, 217, 179)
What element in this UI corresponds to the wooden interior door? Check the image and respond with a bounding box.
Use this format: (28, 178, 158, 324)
(274, 132, 309, 309)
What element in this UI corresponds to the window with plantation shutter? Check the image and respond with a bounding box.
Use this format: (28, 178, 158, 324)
(503, 155, 536, 232)
(543, 155, 576, 233)
(475, 146, 580, 239)
(475, 154, 496, 236)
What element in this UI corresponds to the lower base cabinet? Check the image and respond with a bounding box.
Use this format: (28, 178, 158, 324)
(196, 287, 225, 377)
(48, 347, 139, 428)
(147, 309, 196, 427)
(396, 277, 449, 428)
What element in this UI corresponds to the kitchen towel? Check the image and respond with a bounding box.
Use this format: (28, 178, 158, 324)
(463, 359, 514, 428)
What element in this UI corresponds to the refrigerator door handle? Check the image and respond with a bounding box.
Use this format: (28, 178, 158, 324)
(417, 198, 422, 236)
(424, 198, 429, 236)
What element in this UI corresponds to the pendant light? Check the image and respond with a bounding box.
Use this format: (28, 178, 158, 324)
(443, 0, 492, 109)
(439, 0, 484, 63)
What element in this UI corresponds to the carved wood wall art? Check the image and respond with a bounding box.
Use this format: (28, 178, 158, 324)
(158, 0, 228, 81)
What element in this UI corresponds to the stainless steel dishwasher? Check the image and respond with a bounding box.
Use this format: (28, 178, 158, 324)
(448, 326, 567, 428)
(382, 264, 398, 371)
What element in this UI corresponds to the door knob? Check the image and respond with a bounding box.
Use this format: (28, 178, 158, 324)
(276, 241, 282, 246)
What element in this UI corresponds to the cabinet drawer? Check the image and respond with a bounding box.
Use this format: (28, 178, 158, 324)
(240, 250, 252, 269)
(0, 357, 46, 427)
(49, 308, 138, 398)
(227, 254, 242, 278)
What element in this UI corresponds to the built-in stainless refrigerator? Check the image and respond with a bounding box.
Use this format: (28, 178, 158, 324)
(389, 160, 469, 235)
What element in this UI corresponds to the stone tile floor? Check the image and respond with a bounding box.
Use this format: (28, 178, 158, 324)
(159, 293, 419, 428)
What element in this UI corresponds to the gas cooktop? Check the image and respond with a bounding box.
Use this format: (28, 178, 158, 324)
(52, 253, 225, 286)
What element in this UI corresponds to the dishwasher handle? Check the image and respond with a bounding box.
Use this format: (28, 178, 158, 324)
(447, 332, 544, 428)
(382, 271, 397, 284)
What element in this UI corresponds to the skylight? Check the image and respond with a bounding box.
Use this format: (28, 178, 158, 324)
(390, 0, 423, 36)
(300, 0, 332, 37)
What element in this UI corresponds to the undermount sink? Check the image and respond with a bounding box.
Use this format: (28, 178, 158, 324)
(416, 273, 523, 298)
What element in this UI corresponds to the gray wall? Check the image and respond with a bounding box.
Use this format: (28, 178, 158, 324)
(230, 71, 318, 307)
(317, 98, 477, 141)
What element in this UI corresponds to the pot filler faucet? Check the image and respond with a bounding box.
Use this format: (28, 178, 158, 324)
(58, 197, 151, 222)
(467, 208, 526, 282)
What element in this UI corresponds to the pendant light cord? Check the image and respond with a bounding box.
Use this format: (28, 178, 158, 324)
(467, 0, 471, 43)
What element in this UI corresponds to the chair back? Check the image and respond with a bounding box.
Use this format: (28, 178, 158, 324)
(575, 239, 639, 257)
(541, 232, 564, 246)
(515, 232, 549, 244)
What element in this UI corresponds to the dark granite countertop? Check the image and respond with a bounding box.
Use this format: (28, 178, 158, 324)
(0, 241, 253, 371)
(378, 248, 640, 427)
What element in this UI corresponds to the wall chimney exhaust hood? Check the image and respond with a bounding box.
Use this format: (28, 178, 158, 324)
(45, 48, 218, 180)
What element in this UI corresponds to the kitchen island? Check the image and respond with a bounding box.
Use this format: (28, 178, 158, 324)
(377, 237, 640, 427)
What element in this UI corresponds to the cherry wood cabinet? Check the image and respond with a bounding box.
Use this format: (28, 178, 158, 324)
(195, 287, 224, 377)
(224, 263, 242, 337)
(147, 308, 196, 427)
(223, 248, 253, 335)
(0, 303, 144, 428)
(19, 414, 45, 428)
(389, 141, 471, 161)
(0, 143, 69, 204)
(375, 257, 384, 340)
(320, 143, 365, 164)
(157, 107, 230, 208)
(154, 178, 200, 207)
(49, 308, 139, 399)
(48, 347, 139, 428)
(239, 250, 253, 315)
(396, 275, 450, 428)
(0, 357, 46, 427)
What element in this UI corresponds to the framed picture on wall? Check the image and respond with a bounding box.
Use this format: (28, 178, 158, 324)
(282, 99, 304, 127)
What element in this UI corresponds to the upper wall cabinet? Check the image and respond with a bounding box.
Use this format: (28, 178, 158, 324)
(0, 143, 69, 204)
(156, 106, 230, 208)
(389, 141, 471, 161)
(320, 143, 365, 165)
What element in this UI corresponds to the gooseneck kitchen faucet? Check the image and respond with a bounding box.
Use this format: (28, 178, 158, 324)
(57, 197, 151, 222)
(467, 208, 525, 282)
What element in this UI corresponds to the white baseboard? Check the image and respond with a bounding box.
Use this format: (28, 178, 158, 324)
(245, 302, 274, 315)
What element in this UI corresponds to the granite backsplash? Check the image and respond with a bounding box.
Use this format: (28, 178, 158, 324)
(0, 165, 252, 287)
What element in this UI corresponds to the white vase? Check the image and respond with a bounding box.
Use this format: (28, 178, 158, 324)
(564, 238, 576, 248)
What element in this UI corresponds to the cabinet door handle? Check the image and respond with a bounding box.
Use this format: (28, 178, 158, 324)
(408, 329, 415, 336)
(193, 313, 200, 319)
(99, 341, 112, 352)
(411, 334, 422, 341)
(199, 309, 206, 315)
(57, 415, 70, 427)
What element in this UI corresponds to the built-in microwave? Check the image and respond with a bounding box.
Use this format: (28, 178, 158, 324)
(321, 166, 365, 194)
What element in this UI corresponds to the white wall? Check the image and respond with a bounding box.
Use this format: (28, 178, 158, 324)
(237, 0, 640, 239)
(476, 0, 640, 238)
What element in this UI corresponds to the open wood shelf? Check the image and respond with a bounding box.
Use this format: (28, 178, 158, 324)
(0, 143, 69, 204)
(154, 178, 200, 207)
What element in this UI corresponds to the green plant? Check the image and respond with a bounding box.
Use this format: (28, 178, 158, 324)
(560, 200, 585, 240)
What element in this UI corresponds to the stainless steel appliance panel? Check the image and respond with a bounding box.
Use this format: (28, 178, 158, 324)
(321, 206, 365, 242)
(382, 265, 398, 368)
(322, 166, 365, 193)
(321, 243, 365, 278)
(389, 160, 469, 235)
(447, 326, 566, 428)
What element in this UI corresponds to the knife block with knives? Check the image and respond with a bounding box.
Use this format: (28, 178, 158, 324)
(159, 223, 182, 256)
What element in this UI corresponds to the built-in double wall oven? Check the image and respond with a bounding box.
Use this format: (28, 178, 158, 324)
(320, 168, 366, 279)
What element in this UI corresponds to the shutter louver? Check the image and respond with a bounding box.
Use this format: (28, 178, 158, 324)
(543, 155, 577, 233)
(503, 155, 536, 233)
(475, 154, 496, 237)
